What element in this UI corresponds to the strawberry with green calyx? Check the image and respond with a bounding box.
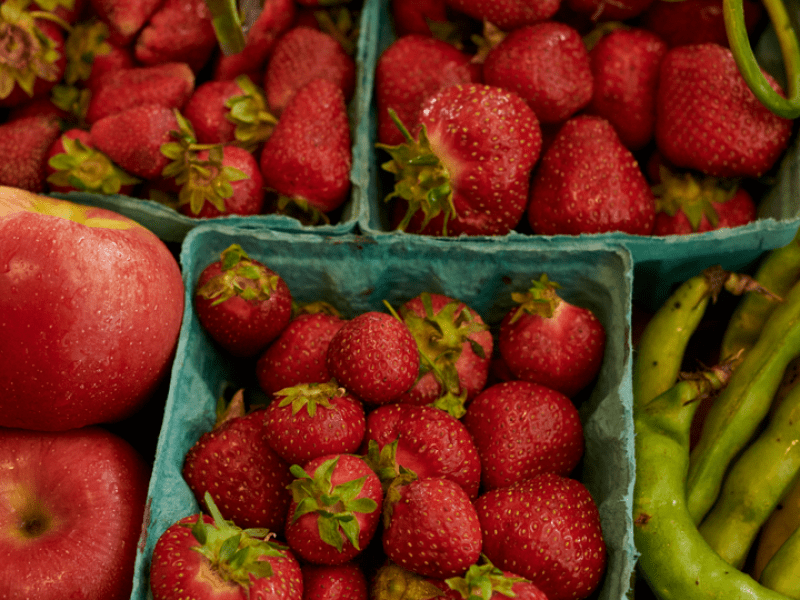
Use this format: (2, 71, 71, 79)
(194, 244, 293, 357)
(371, 563, 446, 600)
(150, 491, 303, 600)
(299, 5, 361, 56)
(444, 558, 548, 600)
(394, 292, 492, 418)
(285, 453, 383, 565)
(498, 274, 606, 398)
(263, 380, 366, 465)
(61, 19, 111, 87)
(225, 74, 279, 151)
(379, 83, 542, 237)
(0, 0, 68, 108)
(651, 165, 757, 235)
(46, 129, 141, 194)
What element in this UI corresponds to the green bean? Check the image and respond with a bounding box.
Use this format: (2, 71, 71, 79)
(634, 363, 791, 600)
(688, 278, 800, 524)
(698, 368, 800, 568)
(760, 522, 800, 598)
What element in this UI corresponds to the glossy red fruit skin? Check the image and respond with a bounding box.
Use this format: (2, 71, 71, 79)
(566, 0, 654, 21)
(654, 43, 793, 179)
(326, 311, 420, 405)
(392, 0, 449, 36)
(182, 407, 294, 532)
(482, 22, 594, 125)
(641, 0, 763, 48)
(463, 381, 584, 491)
(382, 477, 482, 578)
(653, 187, 757, 235)
(442, 0, 560, 30)
(301, 562, 369, 600)
(475, 473, 607, 600)
(363, 403, 482, 499)
(183, 79, 245, 145)
(0, 114, 63, 192)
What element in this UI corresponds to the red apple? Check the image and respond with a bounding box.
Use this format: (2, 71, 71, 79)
(0, 186, 184, 430)
(0, 426, 150, 599)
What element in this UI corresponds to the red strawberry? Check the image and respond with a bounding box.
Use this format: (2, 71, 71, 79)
(181, 390, 294, 532)
(89, 0, 164, 46)
(0, 114, 63, 192)
(379, 83, 542, 237)
(85, 39, 136, 92)
(302, 562, 369, 600)
(86, 62, 195, 124)
(363, 403, 481, 499)
(150, 494, 303, 600)
(285, 454, 383, 565)
(641, 0, 763, 49)
(375, 34, 481, 146)
(263, 381, 366, 465)
(260, 78, 352, 221)
(263, 26, 356, 116)
(395, 292, 493, 417)
(326, 311, 419, 405)
(527, 114, 656, 235)
(652, 167, 757, 235)
(474, 473, 607, 600)
(497, 275, 606, 397)
(382, 476, 482, 579)
(482, 21, 594, 126)
(213, 0, 297, 82)
(442, 0, 560, 30)
(440, 559, 550, 600)
(89, 104, 181, 180)
(256, 311, 347, 395)
(463, 380, 584, 491)
(134, 0, 217, 72)
(391, 0, 449, 37)
(654, 43, 793, 179)
(194, 244, 293, 357)
(565, 0, 654, 21)
(586, 26, 668, 151)
(45, 128, 140, 195)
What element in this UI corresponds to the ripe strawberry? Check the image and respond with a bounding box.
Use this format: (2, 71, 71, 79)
(89, 0, 164, 46)
(391, 0, 449, 37)
(194, 244, 293, 357)
(0, 114, 63, 192)
(0, 13, 67, 108)
(586, 26, 668, 151)
(482, 21, 593, 126)
(89, 104, 181, 180)
(463, 380, 584, 491)
(395, 292, 492, 417)
(442, 0, 560, 30)
(380, 83, 542, 237)
(527, 114, 656, 235)
(85, 39, 136, 92)
(382, 476, 482, 579)
(256, 311, 347, 395)
(655, 43, 793, 179)
(363, 403, 481, 499)
(651, 166, 757, 235)
(181, 390, 294, 532)
(565, 0, 654, 21)
(497, 275, 606, 397)
(285, 454, 383, 565)
(263, 381, 366, 465)
(134, 0, 217, 72)
(302, 562, 369, 600)
(260, 78, 352, 221)
(212, 0, 297, 82)
(326, 311, 419, 405)
(375, 34, 481, 147)
(263, 26, 356, 116)
(474, 473, 607, 600)
(85, 62, 195, 124)
(150, 494, 303, 600)
(45, 128, 140, 195)
(441, 559, 550, 600)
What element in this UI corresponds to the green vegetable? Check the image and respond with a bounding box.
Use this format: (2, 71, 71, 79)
(761, 522, 800, 598)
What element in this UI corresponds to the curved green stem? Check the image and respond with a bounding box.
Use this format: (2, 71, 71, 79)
(724, 0, 800, 118)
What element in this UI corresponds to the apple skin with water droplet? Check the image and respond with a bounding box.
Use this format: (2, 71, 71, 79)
(0, 186, 184, 431)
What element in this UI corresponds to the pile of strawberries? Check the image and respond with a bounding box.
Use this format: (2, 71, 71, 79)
(376, 0, 795, 237)
(0, 0, 357, 223)
(148, 243, 610, 600)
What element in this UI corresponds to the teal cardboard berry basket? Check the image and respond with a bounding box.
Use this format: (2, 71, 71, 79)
(129, 224, 635, 600)
(359, 0, 800, 311)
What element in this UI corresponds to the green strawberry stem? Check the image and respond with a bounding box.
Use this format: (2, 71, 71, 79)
(204, 0, 247, 56)
(723, 0, 800, 118)
(47, 135, 140, 194)
(196, 244, 281, 305)
(508, 274, 563, 324)
(445, 557, 526, 600)
(225, 75, 278, 152)
(272, 380, 345, 417)
(371, 564, 444, 600)
(653, 166, 738, 231)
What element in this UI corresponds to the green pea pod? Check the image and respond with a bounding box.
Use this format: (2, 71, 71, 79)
(721, 229, 800, 360)
(688, 278, 800, 524)
(634, 364, 791, 600)
(698, 369, 800, 568)
(761, 522, 800, 598)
